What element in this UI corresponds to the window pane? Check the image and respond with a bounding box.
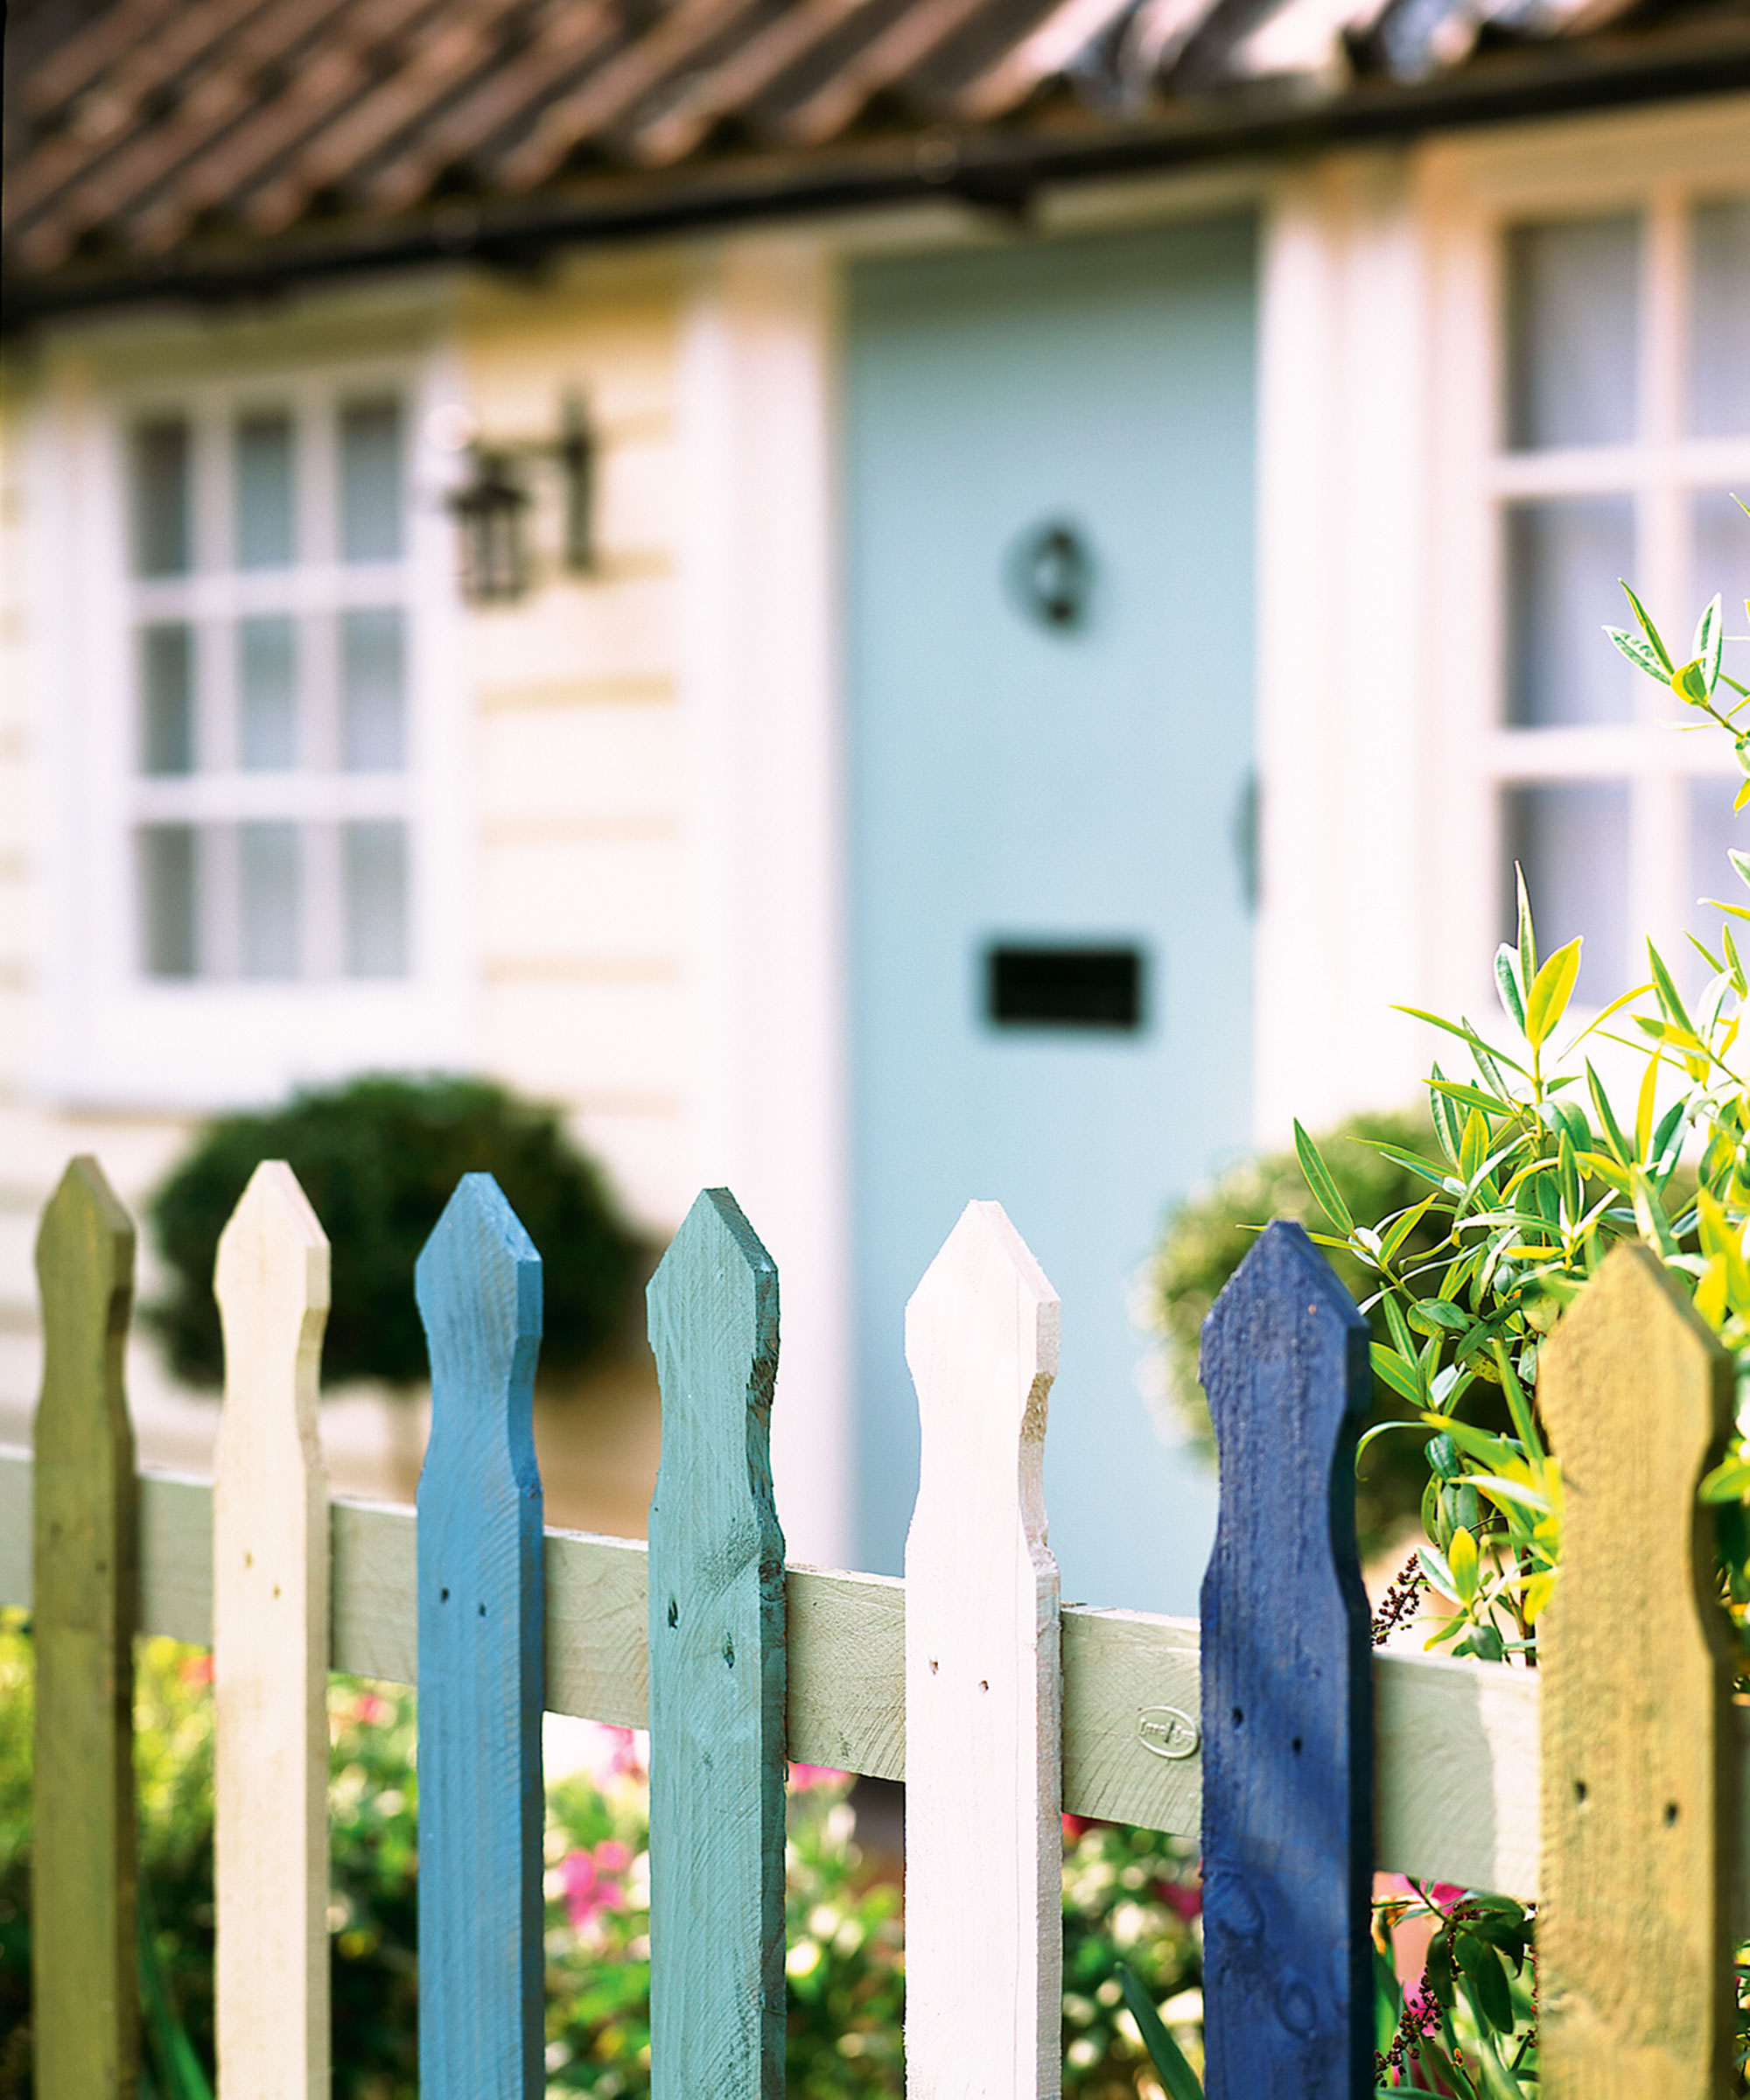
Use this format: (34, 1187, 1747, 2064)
(1694, 491, 1750, 694)
(344, 821, 408, 976)
(1505, 215, 1640, 451)
(341, 607, 405, 770)
(131, 417, 192, 577)
(140, 623, 194, 774)
(241, 822, 301, 978)
(340, 400, 403, 562)
(1691, 197, 1750, 438)
(235, 411, 295, 568)
(1506, 498, 1636, 726)
(1502, 782, 1631, 999)
(239, 616, 298, 770)
(139, 823, 198, 976)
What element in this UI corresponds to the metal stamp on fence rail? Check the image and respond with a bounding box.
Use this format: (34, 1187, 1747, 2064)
(1136, 1704, 1199, 1760)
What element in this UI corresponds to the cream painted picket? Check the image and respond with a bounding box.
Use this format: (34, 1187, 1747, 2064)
(6, 1156, 1746, 2097)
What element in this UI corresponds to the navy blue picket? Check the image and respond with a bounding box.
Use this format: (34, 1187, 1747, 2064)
(645, 1188, 787, 2100)
(415, 1174, 546, 2100)
(1198, 1219, 1373, 2100)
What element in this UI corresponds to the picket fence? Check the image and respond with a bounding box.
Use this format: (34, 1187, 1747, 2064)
(1, 1154, 1745, 2098)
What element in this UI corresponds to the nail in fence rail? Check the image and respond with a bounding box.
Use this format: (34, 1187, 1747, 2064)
(904, 1200, 1063, 2100)
(1538, 1242, 1740, 2098)
(646, 1189, 787, 2100)
(213, 1163, 332, 2100)
(32, 1157, 142, 2100)
(1199, 1219, 1373, 2100)
(415, 1174, 547, 2100)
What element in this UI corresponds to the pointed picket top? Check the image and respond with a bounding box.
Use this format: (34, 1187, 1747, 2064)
(416, 1173, 546, 2100)
(1536, 1242, 1737, 2096)
(904, 1200, 1062, 2100)
(1198, 1219, 1372, 2100)
(212, 1163, 331, 2100)
(32, 1155, 141, 2100)
(645, 1188, 785, 2100)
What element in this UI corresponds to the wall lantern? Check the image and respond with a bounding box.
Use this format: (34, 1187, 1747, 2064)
(447, 393, 596, 606)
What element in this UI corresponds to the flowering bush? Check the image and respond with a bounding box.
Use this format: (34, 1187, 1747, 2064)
(0, 1612, 1201, 2096)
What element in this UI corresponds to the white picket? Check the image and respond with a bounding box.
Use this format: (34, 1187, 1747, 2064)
(212, 1162, 332, 2100)
(903, 1200, 1063, 2100)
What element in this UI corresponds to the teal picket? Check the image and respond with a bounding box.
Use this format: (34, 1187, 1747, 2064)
(1198, 1219, 1373, 2099)
(646, 1189, 787, 2100)
(415, 1173, 546, 2099)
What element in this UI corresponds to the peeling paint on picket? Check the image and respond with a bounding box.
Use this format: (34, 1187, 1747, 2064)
(415, 1174, 547, 2100)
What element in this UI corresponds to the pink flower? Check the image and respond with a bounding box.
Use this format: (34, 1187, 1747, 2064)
(351, 1693, 389, 1726)
(560, 1845, 627, 1930)
(788, 1764, 846, 1792)
(1158, 1878, 1202, 1922)
(180, 1653, 214, 1686)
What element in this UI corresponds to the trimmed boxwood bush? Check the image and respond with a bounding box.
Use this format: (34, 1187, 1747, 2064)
(148, 1074, 642, 1390)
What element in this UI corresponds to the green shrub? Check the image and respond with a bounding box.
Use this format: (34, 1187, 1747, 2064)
(148, 1074, 642, 1390)
(1142, 1108, 1495, 1562)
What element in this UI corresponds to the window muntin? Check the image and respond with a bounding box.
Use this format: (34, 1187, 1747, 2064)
(126, 389, 414, 985)
(1493, 192, 1750, 1000)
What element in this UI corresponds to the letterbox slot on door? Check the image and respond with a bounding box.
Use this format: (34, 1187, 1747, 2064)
(984, 945, 1145, 1030)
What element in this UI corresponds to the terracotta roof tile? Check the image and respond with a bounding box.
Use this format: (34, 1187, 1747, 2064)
(4, 0, 1746, 304)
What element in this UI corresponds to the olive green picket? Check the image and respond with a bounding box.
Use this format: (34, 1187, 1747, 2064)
(32, 1157, 142, 2100)
(1537, 1244, 1740, 2099)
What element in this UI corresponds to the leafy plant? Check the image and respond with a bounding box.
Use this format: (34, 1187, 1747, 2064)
(148, 1074, 642, 1391)
(1291, 551, 1750, 1672)
(1142, 1110, 1478, 1561)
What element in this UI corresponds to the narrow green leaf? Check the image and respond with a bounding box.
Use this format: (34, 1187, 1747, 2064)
(1620, 579, 1674, 670)
(1606, 624, 1672, 684)
(1523, 937, 1581, 1048)
(1648, 942, 1694, 1032)
(1514, 866, 1536, 993)
(1494, 947, 1528, 1037)
(1370, 1345, 1424, 1406)
(1695, 592, 1725, 693)
(1114, 1961, 1203, 2100)
(1294, 1119, 1354, 1234)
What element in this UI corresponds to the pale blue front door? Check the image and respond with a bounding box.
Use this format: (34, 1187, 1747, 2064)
(845, 219, 1258, 1614)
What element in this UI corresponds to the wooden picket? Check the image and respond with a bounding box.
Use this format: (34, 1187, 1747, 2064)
(212, 1162, 332, 2100)
(903, 1200, 1063, 2100)
(31, 1157, 141, 2100)
(1537, 1243, 1740, 2098)
(414, 1173, 547, 2100)
(645, 1189, 787, 2100)
(14, 1153, 1750, 2100)
(1198, 1220, 1374, 2099)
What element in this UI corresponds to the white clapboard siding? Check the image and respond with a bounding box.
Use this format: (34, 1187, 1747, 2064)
(903, 1202, 1062, 2100)
(0, 1440, 1647, 1906)
(212, 1164, 332, 2100)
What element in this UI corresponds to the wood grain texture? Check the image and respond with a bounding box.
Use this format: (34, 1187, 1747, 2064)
(903, 1200, 1062, 2100)
(415, 1174, 546, 2100)
(12, 1454, 1727, 1900)
(212, 1163, 332, 2100)
(645, 1188, 787, 2100)
(1537, 1242, 1739, 2098)
(32, 1158, 141, 2100)
(1199, 1219, 1373, 2100)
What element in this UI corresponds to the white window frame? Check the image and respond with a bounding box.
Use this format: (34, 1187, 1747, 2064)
(32, 326, 476, 1110)
(1421, 98, 1750, 1019)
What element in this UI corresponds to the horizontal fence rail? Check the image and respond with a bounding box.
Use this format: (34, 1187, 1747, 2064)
(8, 1437, 1588, 1904)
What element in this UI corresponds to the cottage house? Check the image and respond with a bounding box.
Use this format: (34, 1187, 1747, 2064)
(3, 0, 1747, 1612)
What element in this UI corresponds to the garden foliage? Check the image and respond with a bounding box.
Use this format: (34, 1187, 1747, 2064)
(148, 1074, 641, 1391)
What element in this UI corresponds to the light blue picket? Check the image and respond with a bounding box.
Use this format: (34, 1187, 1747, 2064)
(1198, 1219, 1373, 2100)
(415, 1173, 546, 2100)
(646, 1188, 787, 2100)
